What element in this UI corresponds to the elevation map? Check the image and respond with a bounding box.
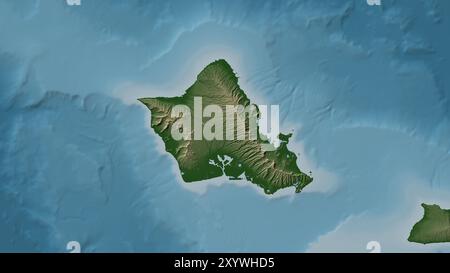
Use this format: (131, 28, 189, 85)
(2, 0, 450, 256)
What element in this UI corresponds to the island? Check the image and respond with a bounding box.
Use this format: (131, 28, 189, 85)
(408, 203, 450, 244)
(138, 59, 313, 194)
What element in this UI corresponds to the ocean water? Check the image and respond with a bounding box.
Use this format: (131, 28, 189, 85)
(1, 0, 450, 252)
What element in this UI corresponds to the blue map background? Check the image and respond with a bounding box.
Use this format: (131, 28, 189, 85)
(1, 0, 450, 252)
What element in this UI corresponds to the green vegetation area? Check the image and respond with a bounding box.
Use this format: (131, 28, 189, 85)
(408, 203, 450, 244)
(138, 59, 312, 194)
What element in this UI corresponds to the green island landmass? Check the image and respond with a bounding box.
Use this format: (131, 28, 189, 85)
(408, 203, 450, 244)
(138, 59, 312, 194)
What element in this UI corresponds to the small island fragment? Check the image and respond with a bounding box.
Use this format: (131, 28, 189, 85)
(408, 203, 450, 244)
